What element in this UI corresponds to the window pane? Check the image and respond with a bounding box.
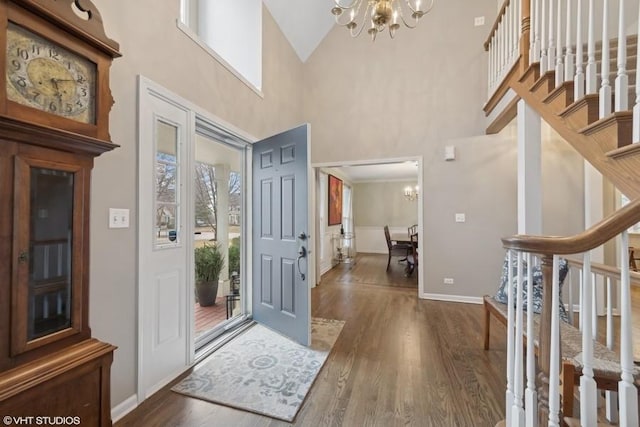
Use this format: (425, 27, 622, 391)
(29, 168, 73, 340)
(155, 121, 180, 246)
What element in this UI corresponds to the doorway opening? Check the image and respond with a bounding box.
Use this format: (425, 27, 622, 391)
(312, 158, 424, 295)
(192, 132, 247, 352)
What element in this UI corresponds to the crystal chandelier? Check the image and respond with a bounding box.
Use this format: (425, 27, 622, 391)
(404, 185, 419, 201)
(331, 0, 434, 40)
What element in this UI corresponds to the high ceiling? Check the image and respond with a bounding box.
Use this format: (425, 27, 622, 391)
(262, 0, 336, 62)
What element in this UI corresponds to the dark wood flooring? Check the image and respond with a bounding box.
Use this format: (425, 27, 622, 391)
(115, 253, 507, 427)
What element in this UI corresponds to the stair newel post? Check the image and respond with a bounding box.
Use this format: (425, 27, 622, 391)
(506, 249, 515, 426)
(523, 253, 537, 427)
(575, 0, 584, 99)
(533, 0, 541, 63)
(633, 1, 640, 143)
(618, 230, 639, 426)
(547, 255, 561, 427)
(548, 0, 556, 72)
(554, 0, 563, 86)
(586, 0, 597, 94)
(512, 252, 526, 425)
(537, 254, 554, 427)
(541, 0, 548, 72)
(564, 0, 574, 84)
(579, 251, 598, 427)
(599, 0, 612, 117)
(614, 0, 628, 111)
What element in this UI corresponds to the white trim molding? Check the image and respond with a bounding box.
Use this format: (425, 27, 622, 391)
(111, 394, 138, 423)
(420, 293, 484, 305)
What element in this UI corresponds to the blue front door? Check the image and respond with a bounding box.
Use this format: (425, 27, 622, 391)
(252, 124, 310, 345)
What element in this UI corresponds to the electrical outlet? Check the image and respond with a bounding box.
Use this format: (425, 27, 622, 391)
(474, 16, 485, 26)
(444, 278, 454, 285)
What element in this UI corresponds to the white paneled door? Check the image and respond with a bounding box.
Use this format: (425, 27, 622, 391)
(138, 78, 191, 399)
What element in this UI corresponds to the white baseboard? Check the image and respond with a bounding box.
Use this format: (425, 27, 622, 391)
(112, 394, 138, 423)
(420, 293, 483, 305)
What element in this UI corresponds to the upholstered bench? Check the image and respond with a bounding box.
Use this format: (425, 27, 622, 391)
(483, 295, 640, 417)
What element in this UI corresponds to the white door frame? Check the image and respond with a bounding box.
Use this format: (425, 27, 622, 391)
(311, 156, 425, 297)
(136, 76, 256, 403)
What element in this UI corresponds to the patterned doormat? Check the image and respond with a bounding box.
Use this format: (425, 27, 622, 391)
(171, 318, 345, 422)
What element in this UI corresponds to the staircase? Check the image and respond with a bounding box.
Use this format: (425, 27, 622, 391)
(484, 1, 640, 200)
(484, 1, 640, 426)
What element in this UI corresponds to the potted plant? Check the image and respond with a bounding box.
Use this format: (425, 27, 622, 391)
(194, 242, 225, 307)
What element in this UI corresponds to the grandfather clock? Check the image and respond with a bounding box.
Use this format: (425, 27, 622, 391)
(0, 0, 120, 425)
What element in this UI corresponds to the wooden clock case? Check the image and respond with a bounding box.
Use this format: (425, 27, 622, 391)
(0, 1, 120, 425)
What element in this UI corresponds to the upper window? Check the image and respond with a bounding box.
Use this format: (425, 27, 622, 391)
(180, 0, 262, 92)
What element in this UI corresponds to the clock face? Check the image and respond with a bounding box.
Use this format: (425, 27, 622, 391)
(6, 23, 96, 124)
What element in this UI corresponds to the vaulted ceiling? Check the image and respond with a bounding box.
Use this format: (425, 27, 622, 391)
(262, 0, 336, 62)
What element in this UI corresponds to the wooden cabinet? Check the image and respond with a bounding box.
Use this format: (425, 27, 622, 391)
(0, 1, 120, 425)
(0, 138, 117, 426)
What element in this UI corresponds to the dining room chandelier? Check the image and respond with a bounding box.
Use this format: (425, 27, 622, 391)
(331, 0, 434, 40)
(404, 185, 419, 201)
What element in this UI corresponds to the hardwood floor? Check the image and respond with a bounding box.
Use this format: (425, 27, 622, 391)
(116, 253, 507, 427)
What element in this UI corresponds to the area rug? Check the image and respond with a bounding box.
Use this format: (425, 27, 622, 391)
(171, 317, 345, 422)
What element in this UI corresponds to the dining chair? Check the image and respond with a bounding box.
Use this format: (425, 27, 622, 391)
(384, 225, 411, 271)
(408, 224, 418, 236)
(405, 232, 418, 277)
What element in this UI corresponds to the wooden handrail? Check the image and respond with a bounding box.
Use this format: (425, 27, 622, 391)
(502, 197, 640, 255)
(565, 257, 640, 285)
(484, 0, 511, 51)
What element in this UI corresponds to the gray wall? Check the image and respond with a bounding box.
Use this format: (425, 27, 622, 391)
(353, 181, 419, 227)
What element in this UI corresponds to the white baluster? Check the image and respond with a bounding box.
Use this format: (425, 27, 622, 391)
(605, 276, 619, 424)
(512, 252, 525, 426)
(586, 0, 597, 94)
(575, 0, 585, 99)
(600, 0, 612, 117)
(548, 0, 556, 72)
(633, 0, 640, 143)
(541, 0, 548, 72)
(592, 273, 598, 340)
(506, 250, 515, 426)
(530, 0, 535, 63)
(533, 0, 541, 63)
(515, 0, 521, 59)
(618, 231, 639, 426)
(615, 0, 628, 111)
(525, 253, 538, 427)
(580, 252, 598, 427)
(568, 267, 575, 325)
(578, 268, 584, 331)
(500, 20, 505, 78)
(555, 0, 563, 86)
(489, 41, 494, 94)
(565, 0, 574, 83)
(548, 255, 561, 427)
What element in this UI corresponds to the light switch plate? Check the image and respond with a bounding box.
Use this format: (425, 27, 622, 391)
(109, 208, 130, 229)
(444, 145, 456, 161)
(455, 213, 466, 223)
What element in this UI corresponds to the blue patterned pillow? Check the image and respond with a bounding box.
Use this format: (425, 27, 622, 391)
(495, 253, 569, 322)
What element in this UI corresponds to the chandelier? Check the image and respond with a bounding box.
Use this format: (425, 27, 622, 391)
(331, 0, 434, 40)
(404, 185, 419, 201)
